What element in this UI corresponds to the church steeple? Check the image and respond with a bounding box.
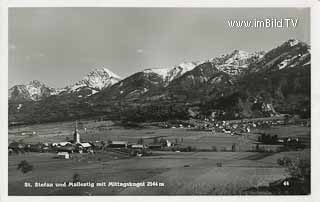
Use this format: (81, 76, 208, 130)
(73, 121, 80, 143)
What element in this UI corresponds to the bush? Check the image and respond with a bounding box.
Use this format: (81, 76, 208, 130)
(231, 143, 236, 152)
(287, 158, 310, 180)
(17, 160, 33, 174)
(211, 146, 217, 152)
(277, 156, 292, 167)
(72, 173, 81, 182)
(221, 147, 227, 152)
(276, 156, 310, 194)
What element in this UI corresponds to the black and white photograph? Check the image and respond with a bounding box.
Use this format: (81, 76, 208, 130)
(5, 6, 314, 197)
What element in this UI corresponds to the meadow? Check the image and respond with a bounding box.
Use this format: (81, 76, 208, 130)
(8, 119, 310, 195)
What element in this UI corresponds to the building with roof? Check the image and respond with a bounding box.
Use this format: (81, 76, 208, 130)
(108, 141, 128, 148)
(57, 152, 70, 159)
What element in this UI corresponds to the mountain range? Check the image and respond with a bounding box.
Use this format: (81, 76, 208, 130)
(8, 39, 310, 125)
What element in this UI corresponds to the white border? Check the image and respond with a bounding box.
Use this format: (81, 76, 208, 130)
(3, 0, 318, 8)
(1, 1, 320, 202)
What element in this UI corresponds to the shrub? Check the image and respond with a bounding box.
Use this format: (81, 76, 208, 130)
(277, 156, 292, 167)
(186, 146, 196, 152)
(231, 143, 236, 152)
(221, 147, 227, 152)
(72, 173, 81, 182)
(287, 158, 310, 180)
(17, 160, 33, 174)
(211, 146, 217, 152)
(276, 156, 310, 194)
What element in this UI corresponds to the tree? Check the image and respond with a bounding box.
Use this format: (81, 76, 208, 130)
(232, 143, 236, 152)
(17, 160, 33, 174)
(72, 173, 81, 182)
(287, 158, 310, 181)
(137, 138, 144, 145)
(277, 156, 310, 194)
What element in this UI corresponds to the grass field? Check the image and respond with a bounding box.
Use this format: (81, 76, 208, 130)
(8, 120, 310, 195)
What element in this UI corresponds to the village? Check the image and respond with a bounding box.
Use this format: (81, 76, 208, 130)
(8, 115, 308, 159)
(8, 115, 310, 195)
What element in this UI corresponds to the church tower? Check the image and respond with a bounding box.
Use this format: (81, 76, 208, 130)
(73, 121, 80, 143)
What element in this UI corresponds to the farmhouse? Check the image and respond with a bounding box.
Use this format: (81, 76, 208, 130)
(78, 142, 92, 148)
(129, 144, 145, 149)
(8, 142, 25, 151)
(148, 144, 162, 150)
(52, 142, 72, 147)
(57, 152, 70, 159)
(108, 141, 128, 148)
(90, 141, 104, 149)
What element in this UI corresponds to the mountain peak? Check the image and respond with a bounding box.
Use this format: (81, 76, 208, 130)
(68, 67, 121, 92)
(28, 80, 44, 87)
(143, 68, 171, 77)
(281, 38, 309, 48)
(286, 38, 300, 47)
(208, 49, 265, 76)
(229, 50, 250, 59)
(9, 80, 54, 102)
(142, 61, 201, 85)
(91, 67, 121, 79)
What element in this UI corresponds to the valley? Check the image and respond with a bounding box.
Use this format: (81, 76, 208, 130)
(8, 39, 311, 195)
(8, 118, 310, 195)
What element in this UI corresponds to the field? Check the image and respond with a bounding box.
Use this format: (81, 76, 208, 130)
(8, 119, 311, 195)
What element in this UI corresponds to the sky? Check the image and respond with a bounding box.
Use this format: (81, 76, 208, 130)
(9, 7, 310, 88)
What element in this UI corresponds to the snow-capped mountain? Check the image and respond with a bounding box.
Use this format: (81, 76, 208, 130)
(8, 80, 56, 102)
(91, 61, 204, 102)
(276, 40, 310, 70)
(9, 68, 122, 102)
(210, 50, 265, 76)
(142, 61, 203, 86)
(9, 39, 311, 125)
(67, 67, 121, 92)
(248, 39, 310, 73)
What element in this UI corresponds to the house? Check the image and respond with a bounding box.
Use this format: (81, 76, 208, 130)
(129, 144, 145, 149)
(79, 142, 92, 148)
(165, 140, 172, 147)
(89, 141, 104, 149)
(75, 142, 92, 153)
(8, 142, 25, 151)
(52, 142, 71, 147)
(57, 152, 70, 159)
(108, 141, 128, 148)
(29, 143, 45, 152)
(21, 131, 37, 136)
(56, 144, 75, 153)
(148, 144, 162, 150)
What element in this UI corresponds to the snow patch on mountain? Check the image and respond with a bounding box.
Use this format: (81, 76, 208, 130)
(143, 68, 171, 78)
(9, 80, 56, 101)
(278, 55, 299, 70)
(210, 50, 265, 76)
(288, 39, 299, 47)
(68, 67, 121, 92)
(142, 61, 203, 85)
(51, 88, 66, 95)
